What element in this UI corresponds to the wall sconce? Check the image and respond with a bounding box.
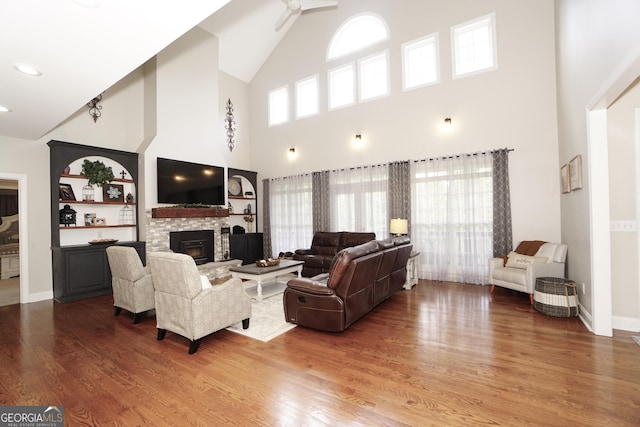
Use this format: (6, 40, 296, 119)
(389, 218, 408, 237)
(288, 147, 296, 159)
(87, 94, 103, 122)
(225, 98, 236, 152)
(444, 118, 452, 125)
(353, 133, 365, 147)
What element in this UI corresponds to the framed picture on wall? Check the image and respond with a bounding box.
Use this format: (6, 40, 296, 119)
(560, 163, 570, 193)
(569, 154, 582, 190)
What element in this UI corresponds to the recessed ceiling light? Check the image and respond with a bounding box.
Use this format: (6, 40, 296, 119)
(13, 64, 42, 76)
(0, 105, 11, 112)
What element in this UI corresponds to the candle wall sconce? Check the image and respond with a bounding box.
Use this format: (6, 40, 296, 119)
(87, 93, 103, 122)
(225, 98, 236, 151)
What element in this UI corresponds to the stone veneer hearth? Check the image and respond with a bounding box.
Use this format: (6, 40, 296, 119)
(145, 210, 240, 278)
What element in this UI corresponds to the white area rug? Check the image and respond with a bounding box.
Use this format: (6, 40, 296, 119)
(226, 292, 296, 342)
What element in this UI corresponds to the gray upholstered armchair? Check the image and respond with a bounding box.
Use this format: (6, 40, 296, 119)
(106, 246, 154, 324)
(148, 252, 251, 354)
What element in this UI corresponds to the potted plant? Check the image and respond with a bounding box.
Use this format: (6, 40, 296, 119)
(80, 159, 114, 201)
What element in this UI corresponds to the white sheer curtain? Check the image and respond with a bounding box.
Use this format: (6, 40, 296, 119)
(269, 175, 314, 256)
(411, 154, 493, 284)
(329, 165, 388, 238)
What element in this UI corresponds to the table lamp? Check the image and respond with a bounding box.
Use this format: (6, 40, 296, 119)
(390, 218, 408, 237)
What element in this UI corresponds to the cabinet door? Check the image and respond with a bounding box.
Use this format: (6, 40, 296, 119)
(229, 235, 248, 264)
(65, 248, 110, 297)
(247, 234, 264, 264)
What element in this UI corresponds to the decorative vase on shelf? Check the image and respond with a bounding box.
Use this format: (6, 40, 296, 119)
(63, 165, 71, 175)
(82, 184, 95, 201)
(247, 222, 253, 233)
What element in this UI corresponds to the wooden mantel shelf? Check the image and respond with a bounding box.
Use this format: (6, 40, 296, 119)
(151, 208, 230, 218)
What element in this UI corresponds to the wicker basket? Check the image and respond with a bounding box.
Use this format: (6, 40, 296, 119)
(534, 277, 579, 317)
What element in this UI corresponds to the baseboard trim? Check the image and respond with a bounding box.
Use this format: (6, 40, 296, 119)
(26, 290, 53, 303)
(612, 315, 640, 332)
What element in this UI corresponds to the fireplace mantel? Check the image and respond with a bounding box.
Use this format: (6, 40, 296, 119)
(151, 207, 229, 218)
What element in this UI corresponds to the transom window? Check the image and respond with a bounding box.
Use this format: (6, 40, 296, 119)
(268, 86, 289, 126)
(402, 33, 439, 90)
(327, 13, 389, 61)
(358, 50, 389, 102)
(328, 63, 355, 110)
(452, 13, 497, 78)
(295, 75, 319, 119)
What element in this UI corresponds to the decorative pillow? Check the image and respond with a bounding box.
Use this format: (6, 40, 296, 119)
(505, 251, 548, 269)
(535, 243, 557, 263)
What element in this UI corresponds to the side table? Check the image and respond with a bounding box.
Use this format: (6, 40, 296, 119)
(403, 251, 420, 290)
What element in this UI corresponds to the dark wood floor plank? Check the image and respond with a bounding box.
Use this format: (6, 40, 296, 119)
(0, 280, 639, 425)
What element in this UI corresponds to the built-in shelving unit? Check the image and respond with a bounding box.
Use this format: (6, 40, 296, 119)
(49, 140, 144, 302)
(227, 168, 263, 264)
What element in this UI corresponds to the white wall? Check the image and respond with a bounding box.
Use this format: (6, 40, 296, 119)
(143, 27, 251, 209)
(555, 0, 640, 332)
(248, 0, 560, 245)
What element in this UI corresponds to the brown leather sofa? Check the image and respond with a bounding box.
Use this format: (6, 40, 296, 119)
(284, 237, 412, 332)
(293, 231, 376, 277)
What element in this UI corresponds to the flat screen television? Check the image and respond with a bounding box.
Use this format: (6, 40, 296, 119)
(157, 157, 225, 206)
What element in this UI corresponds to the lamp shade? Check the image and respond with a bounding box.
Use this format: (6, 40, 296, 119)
(390, 218, 408, 235)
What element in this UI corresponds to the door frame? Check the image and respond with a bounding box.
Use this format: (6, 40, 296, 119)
(0, 172, 29, 304)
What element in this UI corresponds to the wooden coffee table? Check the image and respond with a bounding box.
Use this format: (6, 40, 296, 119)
(229, 259, 304, 301)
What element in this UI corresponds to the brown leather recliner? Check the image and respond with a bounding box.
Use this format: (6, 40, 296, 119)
(284, 237, 412, 332)
(293, 231, 376, 277)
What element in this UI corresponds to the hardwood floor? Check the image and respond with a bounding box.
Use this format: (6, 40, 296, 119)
(0, 280, 638, 426)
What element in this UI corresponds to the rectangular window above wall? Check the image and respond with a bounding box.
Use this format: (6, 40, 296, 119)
(452, 13, 497, 78)
(268, 85, 289, 126)
(358, 50, 389, 102)
(295, 75, 319, 119)
(402, 33, 440, 90)
(328, 63, 355, 110)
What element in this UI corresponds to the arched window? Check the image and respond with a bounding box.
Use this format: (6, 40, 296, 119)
(327, 13, 389, 61)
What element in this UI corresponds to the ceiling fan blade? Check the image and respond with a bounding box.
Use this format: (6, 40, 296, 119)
(275, 9, 293, 30)
(301, 0, 338, 11)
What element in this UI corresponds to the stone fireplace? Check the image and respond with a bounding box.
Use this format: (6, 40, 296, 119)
(145, 210, 231, 264)
(170, 230, 214, 264)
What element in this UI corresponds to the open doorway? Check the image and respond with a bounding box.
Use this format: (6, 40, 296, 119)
(0, 179, 19, 306)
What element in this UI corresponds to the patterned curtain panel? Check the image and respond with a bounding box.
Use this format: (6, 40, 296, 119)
(261, 179, 272, 258)
(388, 161, 411, 233)
(312, 171, 330, 233)
(492, 148, 513, 257)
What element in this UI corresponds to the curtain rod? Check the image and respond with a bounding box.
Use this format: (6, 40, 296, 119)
(414, 147, 514, 163)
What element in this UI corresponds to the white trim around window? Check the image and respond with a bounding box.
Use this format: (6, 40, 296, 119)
(358, 50, 390, 103)
(328, 62, 356, 111)
(295, 74, 319, 120)
(402, 33, 440, 91)
(451, 12, 497, 79)
(268, 85, 289, 127)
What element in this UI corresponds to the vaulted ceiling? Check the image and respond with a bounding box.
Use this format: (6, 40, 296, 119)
(0, 0, 311, 140)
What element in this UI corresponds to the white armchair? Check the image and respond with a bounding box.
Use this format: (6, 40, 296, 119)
(148, 252, 251, 354)
(489, 242, 568, 304)
(106, 246, 154, 324)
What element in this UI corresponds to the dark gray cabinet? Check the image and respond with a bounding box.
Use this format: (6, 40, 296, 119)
(52, 242, 145, 302)
(230, 233, 263, 265)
